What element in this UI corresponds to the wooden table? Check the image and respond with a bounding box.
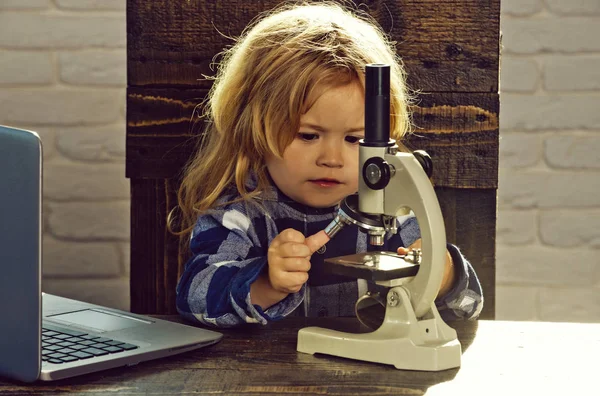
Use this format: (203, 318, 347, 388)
(1, 317, 597, 395)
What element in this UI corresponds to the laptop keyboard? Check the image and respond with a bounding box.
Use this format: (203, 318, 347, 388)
(41, 323, 139, 365)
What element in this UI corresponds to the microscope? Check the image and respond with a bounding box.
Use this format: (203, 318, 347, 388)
(296, 64, 461, 371)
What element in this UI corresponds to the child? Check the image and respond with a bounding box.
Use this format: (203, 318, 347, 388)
(174, 1, 483, 327)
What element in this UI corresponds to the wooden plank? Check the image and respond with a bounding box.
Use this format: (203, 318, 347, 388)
(126, 87, 207, 180)
(127, 88, 498, 189)
(406, 92, 499, 189)
(127, 0, 500, 92)
(130, 178, 180, 314)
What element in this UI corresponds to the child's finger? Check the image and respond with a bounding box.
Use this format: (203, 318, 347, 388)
(281, 257, 311, 272)
(397, 247, 409, 255)
(276, 271, 309, 294)
(278, 228, 306, 243)
(304, 230, 330, 254)
(397, 239, 422, 255)
(269, 229, 305, 253)
(287, 271, 309, 290)
(278, 241, 311, 258)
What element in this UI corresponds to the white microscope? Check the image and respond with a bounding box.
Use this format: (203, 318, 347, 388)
(296, 64, 461, 371)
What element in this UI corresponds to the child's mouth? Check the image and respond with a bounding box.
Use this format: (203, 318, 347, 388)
(310, 179, 341, 187)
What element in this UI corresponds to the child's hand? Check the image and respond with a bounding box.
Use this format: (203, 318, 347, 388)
(397, 239, 456, 298)
(267, 229, 330, 294)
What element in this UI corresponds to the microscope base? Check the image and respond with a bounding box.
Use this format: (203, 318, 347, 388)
(297, 287, 461, 371)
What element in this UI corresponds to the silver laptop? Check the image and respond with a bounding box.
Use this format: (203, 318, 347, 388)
(0, 125, 222, 382)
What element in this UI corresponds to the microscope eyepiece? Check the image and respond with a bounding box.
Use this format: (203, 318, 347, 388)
(364, 64, 392, 147)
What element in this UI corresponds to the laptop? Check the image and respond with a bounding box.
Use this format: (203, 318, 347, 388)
(0, 125, 222, 382)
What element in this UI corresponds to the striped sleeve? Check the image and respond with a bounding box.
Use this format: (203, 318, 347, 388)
(176, 202, 304, 327)
(435, 244, 484, 321)
(394, 216, 484, 321)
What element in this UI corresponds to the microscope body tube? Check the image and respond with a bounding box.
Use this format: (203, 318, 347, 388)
(359, 64, 393, 215)
(364, 64, 392, 146)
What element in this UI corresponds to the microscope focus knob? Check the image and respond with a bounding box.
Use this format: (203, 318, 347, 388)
(363, 157, 391, 190)
(413, 150, 433, 178)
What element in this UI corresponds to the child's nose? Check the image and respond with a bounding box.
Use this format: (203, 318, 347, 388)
(316, 145, 343, 168)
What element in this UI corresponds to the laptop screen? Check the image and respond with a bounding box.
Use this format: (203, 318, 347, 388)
(0, 126, 42, 382)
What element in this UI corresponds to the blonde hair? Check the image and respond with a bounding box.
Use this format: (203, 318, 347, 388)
(173, 1, 414, 241)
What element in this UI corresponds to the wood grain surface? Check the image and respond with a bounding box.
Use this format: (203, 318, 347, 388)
(127, 0, 500, 92)
(1, 318, 596, 395)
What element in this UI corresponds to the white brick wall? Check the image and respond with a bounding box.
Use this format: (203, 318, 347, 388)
(1, 1, 598, 322)
(0, 0, 129, 310)
(499, 0, 600, 322)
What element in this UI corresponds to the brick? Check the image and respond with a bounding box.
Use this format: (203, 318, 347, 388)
(501, 18, 600, 54)
(54, 0, 126, 11)
(545, 0, 600, 15)
(47, 201, 129, 240)
(0, 13, 125, 48)
(0, 88, 123, 125)
(544, 56, 600, 91)
(539, 287, 600, 323)
(0, 0, 48, 9)
(545, 135, 600, 168)
(57, 124, 125, 162)
(499, 133, 542, 168)
(540, 211, 600, 248)
(59, 50, 126, 86)
(43, 235, 121, 277)
(499, 169, 600, 208)
(500, 57, 539, 92)
(496, 245, 599, 286)
(495, 285, 538, 321)
(496, 210, 537, 245)
(501, 0, 543, 16)
(500, 94, 600, 130)
(42, 278, 130, 311)
(43, 161, 129, 200)
(0, 52, 54, 85)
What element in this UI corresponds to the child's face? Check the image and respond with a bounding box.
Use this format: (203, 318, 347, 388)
(266, 81, 365, 208)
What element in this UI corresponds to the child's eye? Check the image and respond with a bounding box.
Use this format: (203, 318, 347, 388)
(298, 133, 318, 141)
(345, 135, 362, 144)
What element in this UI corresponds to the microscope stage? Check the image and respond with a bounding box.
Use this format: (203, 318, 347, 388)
(324, 252, 419, 281)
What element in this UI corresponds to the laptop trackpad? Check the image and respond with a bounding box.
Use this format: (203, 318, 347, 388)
(48, 309, 150, 333)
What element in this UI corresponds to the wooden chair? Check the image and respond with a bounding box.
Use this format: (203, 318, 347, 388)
(126, 0, 499, 319)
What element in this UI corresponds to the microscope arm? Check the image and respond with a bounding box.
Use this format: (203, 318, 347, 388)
(382, 152, 447, 319)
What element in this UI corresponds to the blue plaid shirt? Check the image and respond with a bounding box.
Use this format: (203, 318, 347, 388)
(176, 184, 484, 328)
